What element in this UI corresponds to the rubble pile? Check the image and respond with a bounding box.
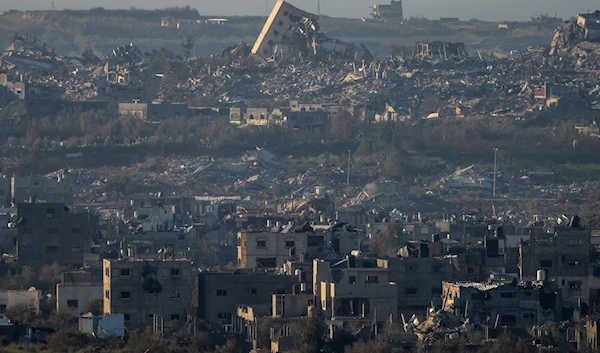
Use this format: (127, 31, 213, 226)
(414, 310, 464, 344)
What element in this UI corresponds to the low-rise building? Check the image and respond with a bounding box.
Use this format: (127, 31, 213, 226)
(441, 280, 559, 327)
(119, 102, 189, 121)
(314, 257, 398, 322)
(56, 271, 103, 317)
(197, 271, 298, 326)
(0, 289, 42, 315)
(237, 229, 325, 269)
(103, 258, 193, 330)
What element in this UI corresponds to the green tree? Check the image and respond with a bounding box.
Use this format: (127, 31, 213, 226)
(295, 310, 326, 353)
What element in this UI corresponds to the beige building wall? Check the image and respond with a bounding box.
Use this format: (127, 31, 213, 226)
(238, 231, 308, 268)
(56, 283, 103, 317)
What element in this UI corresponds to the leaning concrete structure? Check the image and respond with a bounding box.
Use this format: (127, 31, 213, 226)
(251, 0, 318, 59)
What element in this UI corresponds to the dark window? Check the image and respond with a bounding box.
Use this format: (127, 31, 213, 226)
(246, 288, 258, 294)
(467, 267, 475, 274)
(171, 291, 180, 299)
(433, 265, 442, 273)
(349, 276, 357, 284)
(406, 287, 418, 295)
(67, 300, 78, 308)
(278, 20, 284, 26)
(568, 260, 582, 267)
(71, 228, 81, 234)
(366, 276, 379, 284)
(178, 233, 185, 240)
(500, 292, 515, 298)
(283, 10, 289, 16)
(273, 30, 280, 36)
(257, 257, 277, 267)
(46, 228, 58, 234)
(405, 264, 417, 272)
(171, 268, 180, 277)
(46, 245, 58, 253)
(46, 208, 56, 214)
(120, 269, 130, 277)
(124, 314, 131, 322)
(120, 292, 131, 300)
(0, 304, 6, 313)
(569, 281, 582, 289)
(216, 289, 227, 297)
(170, 314, 180, 321)
(285, 240, 295, 248)
(540, 260, 553, 268)
(105, 290, 110, 299)
(267, 40, 275, 46)
(105, 268, 110, 277)
(501, 315, 517, 325)
(522, 313, 535, 319)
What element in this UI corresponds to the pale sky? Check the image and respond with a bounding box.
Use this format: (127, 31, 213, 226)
(0, 0, 594, 21)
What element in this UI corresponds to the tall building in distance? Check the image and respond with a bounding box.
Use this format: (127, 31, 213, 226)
(370, 0, 403, 21)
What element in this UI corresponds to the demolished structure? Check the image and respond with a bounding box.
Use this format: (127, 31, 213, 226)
(251, 0, 373, 62)
(550, 11, 600, 55)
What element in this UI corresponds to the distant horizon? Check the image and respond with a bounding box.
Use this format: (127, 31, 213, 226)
(0, 0, 595, 22)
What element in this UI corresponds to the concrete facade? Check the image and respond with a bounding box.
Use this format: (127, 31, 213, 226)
(251, 0, 318, 59)
(103, 259, 193, 330)
(56, 271, 103, 317)
(519, 222, 593, 305)
(237, 230, 324, 269)
(379, 257, 459, 313)
(197, 272, 298, 326)
(442, 281, 558, 327)
(0, 290, 42, 315)
(11, 174, 73, 206)
(16, 202, 94, 267)
(313, 258, 398, 322)
(119, 102, 189, 121)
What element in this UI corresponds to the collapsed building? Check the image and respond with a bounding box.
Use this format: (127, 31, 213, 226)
(550, 11, 600, 55)
(251, 0, 373, 62)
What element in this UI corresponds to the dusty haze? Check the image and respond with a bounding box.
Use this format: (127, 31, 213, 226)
(0, 0, 593, 21)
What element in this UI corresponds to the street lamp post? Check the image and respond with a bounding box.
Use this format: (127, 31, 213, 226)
(347, 150, 351, 186)
(493, 147, 498, 197)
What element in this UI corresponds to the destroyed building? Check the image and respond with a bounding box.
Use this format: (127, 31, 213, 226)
(550, 11, 600, 55)
(251, 0, 319, 59)
(370, 0, 404, 21)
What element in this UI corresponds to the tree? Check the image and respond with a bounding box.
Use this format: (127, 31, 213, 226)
(181, 35, 196, 59)
(369, 222, 404, 258)
(47, 330, 91, 353)
(82, 300, 103, 316)
(295, 309, 326, 353)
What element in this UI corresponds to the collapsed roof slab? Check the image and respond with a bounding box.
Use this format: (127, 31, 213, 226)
(251, 0, 318, 59)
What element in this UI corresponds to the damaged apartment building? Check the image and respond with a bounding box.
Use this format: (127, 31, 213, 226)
(370, 0, 403, 21)
(519, 216, 600, 311)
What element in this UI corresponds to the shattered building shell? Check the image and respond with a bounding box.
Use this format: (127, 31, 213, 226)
(251, 0, 318, 59)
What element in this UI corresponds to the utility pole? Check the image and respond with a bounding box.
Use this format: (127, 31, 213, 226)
(318, 0, 321, 16)
(347, 150, 351, 186)
(493, 147, 498, 197)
